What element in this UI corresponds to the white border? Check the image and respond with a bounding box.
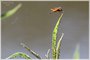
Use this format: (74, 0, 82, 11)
(0, 0, 89, 60)
(1, 0, 89, 1)
(89, 0, 90, 59)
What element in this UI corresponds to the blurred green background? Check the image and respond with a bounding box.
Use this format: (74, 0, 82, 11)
(1, 1, 89, 59)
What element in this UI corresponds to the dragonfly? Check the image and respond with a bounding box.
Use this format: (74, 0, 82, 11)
(50, 7, 63, 14)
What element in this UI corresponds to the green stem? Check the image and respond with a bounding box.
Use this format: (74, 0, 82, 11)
(52, 13, 64, 59)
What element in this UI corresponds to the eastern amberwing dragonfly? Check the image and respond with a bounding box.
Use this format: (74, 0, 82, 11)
(50, 7, 63, 14)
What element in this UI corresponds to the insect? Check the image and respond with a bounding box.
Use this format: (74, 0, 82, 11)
(50, 7, 63, 13)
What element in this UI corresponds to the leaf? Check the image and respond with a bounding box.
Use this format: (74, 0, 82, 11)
(73, 44, 80, 59)
(1, 3, 22, 20)
(45, 49, 50, 59)
(21, 43, 41, 59)
(52, 13, 64, 59)
(56, 33, 64, 59)
(6, 52, 31, 59)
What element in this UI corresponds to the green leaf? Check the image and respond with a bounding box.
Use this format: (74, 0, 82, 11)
(6, 52, 31, 59)
(56, 33, 64, 59)
(21, 43, 41, 59)
(1, 3, 22, 20)
(45, 49, 50, 59)
(52, 13, 64, 59)
(73, 44, 80, 59)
